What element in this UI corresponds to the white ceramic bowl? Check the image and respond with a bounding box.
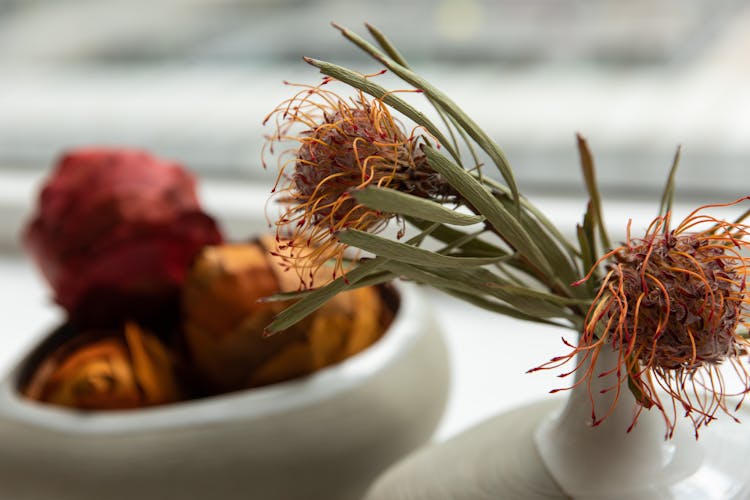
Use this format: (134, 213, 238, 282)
(0, 282, 449, 500)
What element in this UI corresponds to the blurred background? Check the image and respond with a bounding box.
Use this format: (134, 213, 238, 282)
(2, 0, 750, 252)
(1, 0, 750, 439)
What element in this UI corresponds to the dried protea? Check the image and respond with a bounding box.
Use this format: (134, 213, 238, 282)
(262, 24, 750, 441)
(263, 79, 451, 287)
(541, 199, 750, 437)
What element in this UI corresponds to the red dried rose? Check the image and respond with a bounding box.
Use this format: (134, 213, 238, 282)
(23, 148, 223, 325)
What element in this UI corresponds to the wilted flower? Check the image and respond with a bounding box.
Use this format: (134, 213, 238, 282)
(23, 322, 181, 410)
(263, 81, 451, 287)
(538, 200, 750, 437)
(23, 148, 223, 325)
(182, 237, 387, 392)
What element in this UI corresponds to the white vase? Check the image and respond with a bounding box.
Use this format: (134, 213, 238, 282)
(0, 282, 450, 500)
(365, 341, 750, 499)
(534, 345, 702, 499)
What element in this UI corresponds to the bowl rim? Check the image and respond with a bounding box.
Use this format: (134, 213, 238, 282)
(0, 281, 429, 434)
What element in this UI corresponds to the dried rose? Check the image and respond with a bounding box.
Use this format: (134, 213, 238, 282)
(22, 148, 223, 325)
(23, 323, 181, 410)
(182, 236, 387, 392)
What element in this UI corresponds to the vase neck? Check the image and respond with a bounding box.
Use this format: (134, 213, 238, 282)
(534, 343, 703, 499)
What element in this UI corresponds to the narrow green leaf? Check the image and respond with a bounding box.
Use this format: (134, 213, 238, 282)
(422, 145, 553, 276)
(364, 23, 409, 66)
(266, 223, 440, 333)
(484, 281, 590, 307)
(407, 218, 506, 257)
(416, 265, 576, 319)
(260, 270, 396, 303)
(575, 232, 595, 297)
(304, 57, 461, 164)
(365, 23, 482, 171)
(353, 187, 484, 226)
(348, 270, 398, 289)
(482, 176, 580, 258)
(336, 229, 508, 268)
(383, 260, 573, 322)
(435, 228, 488, 254)
(576, 223, 594, 276)
(440, 288, 573, 328)
(491, 188, 580, 286)
(658, 145, 682, 222)
(265, 258, 386, 333)
(332, 23, 520, 208)
(577, 134, 612, 251)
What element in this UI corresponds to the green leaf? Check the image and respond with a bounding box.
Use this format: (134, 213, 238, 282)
(364, 23, 484, 172)
(265, 223, 440, 333)
(332, 23, 520, 209)
(353, 187, 484, 226)
(490, 188, 580, 288)
(415, 265, 578, 319)
(439, 288, 573, 328)
(484, 281, 590, 307)
(265, 258, 386, 334)
(364, 23, 409, 66)
(576, 223, 593, 271)
(336, 229, 508, 268)
(259, 270, 396, 303)
(481, 176, 581, 258)
(303, 57, 461, 164)
(422, 145, 552, 276)
(577, 134, 612, 251)
(383, 260, 574, 322)
(658, 145, 682, 223)
(407, 218, 506, 257)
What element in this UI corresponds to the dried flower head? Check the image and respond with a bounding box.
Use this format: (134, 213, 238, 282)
(540, 198, 750, 437)
(263, 79, 449, 287)
(23, 322, 181, 410)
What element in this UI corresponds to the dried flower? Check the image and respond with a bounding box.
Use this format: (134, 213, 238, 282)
(263, 81, 451, 287)
(23, 148, 223, 325)
(24, 322, 181, 410)
(537, 200, 750, 437)
(182, 237, 388, 392)
(263, 24, 750, 438)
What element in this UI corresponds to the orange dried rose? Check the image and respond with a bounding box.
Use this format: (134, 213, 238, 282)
(248, 284, 384, 387)
(23, 323, 181, 410)
(182, 236, 389, 392)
